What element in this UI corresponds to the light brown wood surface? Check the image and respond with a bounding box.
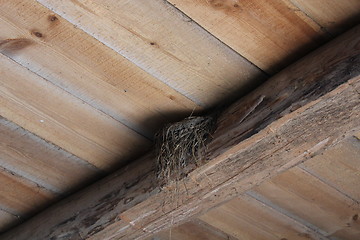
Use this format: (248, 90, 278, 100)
(0, 169, 55, 218)
(199, 194, 327, 240)
(0, 53, 150, 170)
(148, 220, 236, 240)
(0, 117, 102, 194)
(36, 0, 265, 106)
(0, 0, 200, 138)
(300, 137, 360, 202)
(252, 166, 360, 239)
(289, 0, 360, 35)
(167, 0, 330, 73)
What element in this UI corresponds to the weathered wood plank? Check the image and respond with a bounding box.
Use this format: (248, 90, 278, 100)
(300, 137, 360, 202)
(0, 0, 199, 138)
(0, 117, 102, 194)
(1, 26, 359, 240)
(199, 194, 328, 240)
(0, 54, 150, 170)
(167, 0, 330, 73)
(289, 0, 360, 35)
(37, 0, 266, 106)
(252, 166, 360, 239)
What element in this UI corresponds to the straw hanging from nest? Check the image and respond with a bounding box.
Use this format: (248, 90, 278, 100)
(155, 115, 217, 183)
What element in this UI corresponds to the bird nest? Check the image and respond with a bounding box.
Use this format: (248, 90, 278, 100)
(154, 115, 216, 184)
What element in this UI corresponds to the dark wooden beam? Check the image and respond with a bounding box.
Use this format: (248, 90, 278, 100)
(2, 25, 360, 240)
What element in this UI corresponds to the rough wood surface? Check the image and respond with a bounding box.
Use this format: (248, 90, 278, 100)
(167, 0, 330, 73)
(1, 26, 359, 240)
(0, 0, 199, 138)
(36, 0, 266, 106)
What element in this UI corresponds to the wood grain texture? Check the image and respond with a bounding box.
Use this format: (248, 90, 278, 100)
(0, 0, 199, 138)
(252, 167, 360, 239)
(199, 194, 328, 240)
(1, 26, 359, 240)
(0, 117, 102, 194)
(289, 0, 360, 35)
(167, 0, 330, 73)
(0, 54, 150, 170)
(0, 169, 55, 219)
(37, 0, 266, 107)
(300, 136, 360, 202)
(0, 209, 20, 233)
(147, 220, 235, 240)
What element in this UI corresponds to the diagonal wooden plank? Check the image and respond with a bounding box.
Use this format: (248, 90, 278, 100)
(0, 54, 151, 170)
(0, 169, 55, 219)
(0, 117, 102, 194)
(37, 0, 266, 107)
(289, 0, 360, 35)
(1, 25, 359, 240)
(0, 209, 20, 233)
(147, 220, 236, 240)
(252, 166, 360, 239)
(199, 194, 329, 240)
(167, 0, 332, 73)
(0, 0, 199, 138)
(300, 137, 360, 202)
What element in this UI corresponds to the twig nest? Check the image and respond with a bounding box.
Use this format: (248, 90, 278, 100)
(155, 115, 216, 183)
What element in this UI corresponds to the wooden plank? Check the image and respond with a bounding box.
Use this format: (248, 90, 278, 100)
(0, 54, 150, 170)
(199, 194, 328, 240)
(1, 26, 359, 240)
(0, 117, 102, 194)
(252, 167, 360, 239)
(147, 220, 235, 240)
(0, 169, 55, 218)
(289, 0, 360, 35)
(37, 0, 266, 107)
(300, 136, 360, 202)
(167, 0, 330, 73)
(0, 0, 199, 138)
(0, 209, 21, 233)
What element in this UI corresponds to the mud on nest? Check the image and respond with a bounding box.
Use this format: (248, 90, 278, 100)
(155, 115, 217, 183)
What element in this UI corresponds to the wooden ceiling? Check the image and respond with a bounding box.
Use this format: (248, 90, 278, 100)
(0, 0, 360, 238)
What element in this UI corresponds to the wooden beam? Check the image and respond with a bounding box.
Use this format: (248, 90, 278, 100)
(2, 25, 360, 240)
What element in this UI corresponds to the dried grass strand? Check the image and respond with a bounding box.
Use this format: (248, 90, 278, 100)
(155, 115, 216, 183)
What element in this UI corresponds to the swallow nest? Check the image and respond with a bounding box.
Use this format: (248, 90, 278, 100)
(155, 115, 216, 183)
